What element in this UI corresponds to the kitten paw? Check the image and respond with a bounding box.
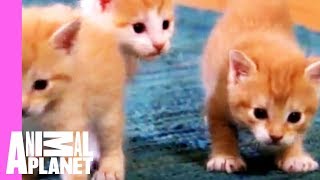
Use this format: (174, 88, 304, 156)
(91, 172, 120, 180)
(207, 155, 246, 173)
(277, 154, 319, 173)
(61, 174, 88, 180)
(91, 157, 124, 180)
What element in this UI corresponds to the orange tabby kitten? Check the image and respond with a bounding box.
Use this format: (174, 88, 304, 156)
(23, 17, 126, 180)
(202, 0, 320, 173)
(22, 7, 79, 180)
(80, 0, 175, 78)
(23, 20, 82, 180)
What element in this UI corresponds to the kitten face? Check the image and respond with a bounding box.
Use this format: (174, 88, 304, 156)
(115, 8, 174, 59)
(81, 0, 174, 59)
(228, 50, 319, 147)
(22, 49, 72, 118)
(22, 19, 80, 118)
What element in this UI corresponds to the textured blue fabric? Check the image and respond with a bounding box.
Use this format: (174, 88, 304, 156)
(23, 0, 320, 179)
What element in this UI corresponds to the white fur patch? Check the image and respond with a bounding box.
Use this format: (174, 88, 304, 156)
(80, 0, 101, 16)
(29, 103, 46, 116)
(278, 154, 319, 172)
(207, 155, 246, 173)
(88, 127, 100, 161)
(203, 115, 208, 125)
(252, 124, 270, 143)
(147, 9, 167, 45)
(80, 0, 115, 32)
(281, 134, 295, 146)
(60, 174, 69, 180)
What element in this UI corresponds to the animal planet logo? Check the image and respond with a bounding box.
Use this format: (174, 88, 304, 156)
(6, 131, 94, 175)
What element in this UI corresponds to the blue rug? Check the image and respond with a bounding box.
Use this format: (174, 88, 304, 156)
(23, 0, 320, 179)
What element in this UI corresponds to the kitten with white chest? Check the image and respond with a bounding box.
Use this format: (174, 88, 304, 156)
(202, 0, 320, 173)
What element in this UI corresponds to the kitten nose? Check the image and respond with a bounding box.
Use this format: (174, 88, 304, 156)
(270, 135, 283, 143)
(153, 43, 164, 52)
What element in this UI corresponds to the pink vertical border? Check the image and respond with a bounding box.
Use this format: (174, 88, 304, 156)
(0, 0, 22, 179)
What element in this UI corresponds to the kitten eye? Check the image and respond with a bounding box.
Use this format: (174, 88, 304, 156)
(133, 23, 146, 33)
(33, 79, 48, 90)
(287, 112, 301, 123)
(162, 20, 170, 30)
(253, 108, 268, 120)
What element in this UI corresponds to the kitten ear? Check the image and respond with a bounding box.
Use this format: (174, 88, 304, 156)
(99, 0, 112, 11)
(50, 19, 81, 54)
(80, 0, 112, 13)
(305, 60, 320, 83)
(229, 49, 257, 84)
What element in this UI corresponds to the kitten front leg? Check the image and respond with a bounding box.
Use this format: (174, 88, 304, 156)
(206, 94, 246, 173)
(47, 108, 89, 180)
(92, 103, 125, 180)
(276, 137, 318, 173)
